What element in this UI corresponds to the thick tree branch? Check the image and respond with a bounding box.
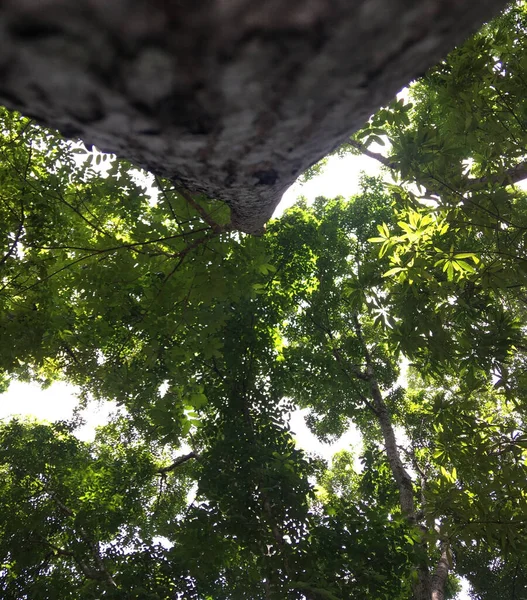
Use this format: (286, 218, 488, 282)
(474, 161, 527, 186)
(157, 451, 199, 474)
(350, 316, 415, 515)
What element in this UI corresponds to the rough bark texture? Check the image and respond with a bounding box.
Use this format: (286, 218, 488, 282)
(0, 0, 506, 232)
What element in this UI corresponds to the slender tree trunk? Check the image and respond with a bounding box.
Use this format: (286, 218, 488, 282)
(350, 315, 449, 600)
(431, 543, 450, 600)
(368, 372, 415, 518)
(324, 314, 451, 599)
(368, 372, 432, 600)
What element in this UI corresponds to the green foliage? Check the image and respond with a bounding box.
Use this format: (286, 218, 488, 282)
(1, 3, 527, 598)
(336, 2, 527, 400)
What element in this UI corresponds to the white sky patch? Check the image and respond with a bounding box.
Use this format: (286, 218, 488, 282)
(0, 380, 77, 422)
(273, 88, 411, 216)
(0, 380, 115, 442)
(276, 151, 383, 216)
(290, 408, 363, 469)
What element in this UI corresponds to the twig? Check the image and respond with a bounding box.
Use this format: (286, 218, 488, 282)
(174, 185, 232, 234)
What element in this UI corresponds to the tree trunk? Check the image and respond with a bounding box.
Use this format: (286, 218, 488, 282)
(431, 543, 450, 600)
(367, 372, 432, 600)
(0, 0, 506, 232)
(350, 315, 443, 600)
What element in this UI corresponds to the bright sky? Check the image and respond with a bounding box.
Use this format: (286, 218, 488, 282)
(0, 380, 115, 441)
(277, 150, 383, 216)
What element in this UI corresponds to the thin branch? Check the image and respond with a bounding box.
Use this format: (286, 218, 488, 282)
(55, 189, 113, 239)
(347, 139, 398, 169)
(155, 175, 178, 221)
(0, 220, 24, 269)
(19, 227, 217, 294)
(25, 226, 211, 255)
(350, 136, 527, 192)
(174, 185, 232, 234)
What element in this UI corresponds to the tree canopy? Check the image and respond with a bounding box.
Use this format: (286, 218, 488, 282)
(1, 3, 527, 599)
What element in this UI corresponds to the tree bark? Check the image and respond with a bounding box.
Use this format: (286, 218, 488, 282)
(349, 316, 431, 599)
(0, 0, 506, 232)
(431, 543, 450, 600)
(367, 370, 433, 600)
